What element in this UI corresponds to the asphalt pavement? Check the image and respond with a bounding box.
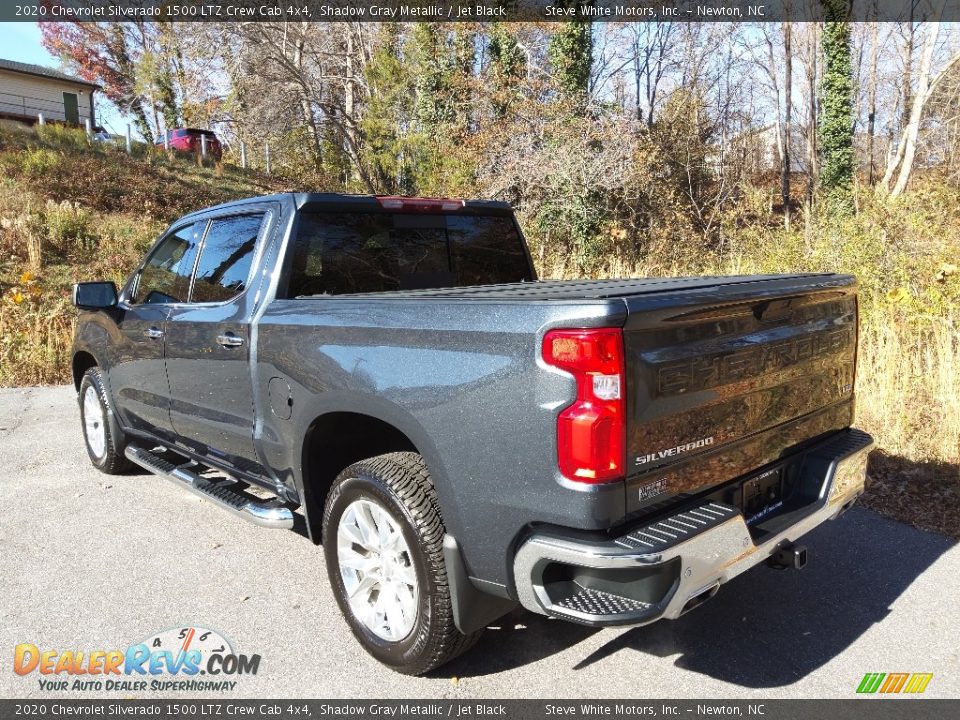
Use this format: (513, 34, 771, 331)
(1, 385, 957, 699)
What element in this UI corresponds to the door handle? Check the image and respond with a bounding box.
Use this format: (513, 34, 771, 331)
(216, 333, 244, 348)
(143, 327, 164, 339)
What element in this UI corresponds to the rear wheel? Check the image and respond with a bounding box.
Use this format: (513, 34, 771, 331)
(322, 452, 482, 675)
(79, 367, 130, 474)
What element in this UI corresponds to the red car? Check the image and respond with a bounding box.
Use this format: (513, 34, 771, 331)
(156, 128, 222, 160)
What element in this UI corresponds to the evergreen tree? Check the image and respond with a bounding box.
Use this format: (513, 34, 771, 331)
(362, 24, 415, 192)
(818, 0, 855, 208)
(547, 10, 593, 99)
(489, 24, 524, 80)
(488, 23, 524, 118)
(410, 25, 455, 131)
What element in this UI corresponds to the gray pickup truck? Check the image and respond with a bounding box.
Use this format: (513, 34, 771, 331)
(72, 193, 873, 675)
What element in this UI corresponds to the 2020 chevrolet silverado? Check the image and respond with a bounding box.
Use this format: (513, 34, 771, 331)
(72, 193, 874, 675)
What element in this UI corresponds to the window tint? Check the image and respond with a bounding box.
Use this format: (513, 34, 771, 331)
(446, 216, 531, 287)
(288, 212, 531, 296)
(132, 223, 201, 304)
(191, 214, 263, 303)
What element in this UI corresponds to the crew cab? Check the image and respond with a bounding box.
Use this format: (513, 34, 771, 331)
(71, 193, 873, 675)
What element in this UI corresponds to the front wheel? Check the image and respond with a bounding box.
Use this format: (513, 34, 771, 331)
(79, 367, 130, 474)
(322, 452, 482, 675)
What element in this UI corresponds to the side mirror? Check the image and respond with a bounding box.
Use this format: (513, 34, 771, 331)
(73, 281, 118, 310)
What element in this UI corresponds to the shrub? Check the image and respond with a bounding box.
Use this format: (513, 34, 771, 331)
(36, 124, 90, 151)
(0, 274, 72, 386)
(43, 199, 95, 255)
(20, 148, 59, 176)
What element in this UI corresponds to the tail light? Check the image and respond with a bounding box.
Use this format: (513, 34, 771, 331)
(542, 328, 626, 484)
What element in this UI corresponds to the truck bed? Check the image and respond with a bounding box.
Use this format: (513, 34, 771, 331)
(317, 273, 847, 301)
(292, 271, 859, 527)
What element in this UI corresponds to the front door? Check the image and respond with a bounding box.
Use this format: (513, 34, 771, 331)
(62, 92, 79, 125)
(108, 303, 172, 437)
(164, 212, 267, 470)
(109, 222, 203, 438)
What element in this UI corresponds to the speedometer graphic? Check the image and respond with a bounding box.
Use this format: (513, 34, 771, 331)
(136, 625, 234, 669)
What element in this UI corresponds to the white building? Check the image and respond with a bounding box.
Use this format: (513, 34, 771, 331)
(0, 58, 98, 127)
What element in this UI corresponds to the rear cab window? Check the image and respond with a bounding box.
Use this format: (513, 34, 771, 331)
(287, 212, 532, 297)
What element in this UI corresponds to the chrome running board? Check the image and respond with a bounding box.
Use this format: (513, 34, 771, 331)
(125, 445, 294, 529)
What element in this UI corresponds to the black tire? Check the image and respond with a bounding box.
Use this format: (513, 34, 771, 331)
(78, 367, 130, 474)
(322, 452, 482, 675)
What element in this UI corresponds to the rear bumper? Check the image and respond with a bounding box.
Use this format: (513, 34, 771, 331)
(513, 428, 874, 626)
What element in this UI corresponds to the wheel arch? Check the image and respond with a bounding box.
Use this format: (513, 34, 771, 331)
(298, 410, 427, 544)
(72, 350, 99, 390)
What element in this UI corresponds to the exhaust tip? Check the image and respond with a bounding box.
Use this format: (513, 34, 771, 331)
(680, 582, 720, 615)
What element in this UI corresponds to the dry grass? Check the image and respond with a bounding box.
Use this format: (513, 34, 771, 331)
(0, 293, 73, 387)
(0, 121, 306, 386)
(865, 452, 960, 540)
(857, 313, 959, 466)
(544, 193, 960, 538)
(0, 120, 956, 537)
(856, 314, 960, 539)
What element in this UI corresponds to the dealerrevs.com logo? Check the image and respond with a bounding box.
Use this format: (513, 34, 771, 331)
(856, 673, 934, 695)
(13, 626, 260, 693)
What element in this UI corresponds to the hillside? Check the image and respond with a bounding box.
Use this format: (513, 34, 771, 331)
(0, 120, 309, 384)
(0, 120, 956, 539)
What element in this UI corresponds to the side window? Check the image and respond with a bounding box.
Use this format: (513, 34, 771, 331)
(190, 214, 264, 303)
(132, 223, 202, 304)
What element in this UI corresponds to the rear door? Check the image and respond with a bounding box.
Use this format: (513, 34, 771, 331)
(110, 222, 203, 438)
(621, 275, 858, 516)
(163, 210, 271, 470)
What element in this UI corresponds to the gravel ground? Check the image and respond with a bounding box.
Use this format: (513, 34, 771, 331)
(1, 385, 957, 699)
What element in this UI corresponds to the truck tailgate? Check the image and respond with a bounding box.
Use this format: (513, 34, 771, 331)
(622, 274, 858, 517)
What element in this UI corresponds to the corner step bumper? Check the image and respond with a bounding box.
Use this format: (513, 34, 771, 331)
(125, 445, 294, 529)
(513, 428, 874, 627)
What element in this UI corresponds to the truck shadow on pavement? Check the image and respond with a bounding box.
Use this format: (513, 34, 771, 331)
(438, 507, 954, 687)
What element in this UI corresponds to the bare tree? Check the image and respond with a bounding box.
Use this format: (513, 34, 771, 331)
(632, 23, 676, 128)
(783, 20, 793, 225)
(866, 16, 879, 184)
(901, 18, 916, 129)
(801, 23, 819, 206)
(882, 6, 960, 196)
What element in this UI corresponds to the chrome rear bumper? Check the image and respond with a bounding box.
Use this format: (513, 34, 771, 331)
(513, 428, 874, 626)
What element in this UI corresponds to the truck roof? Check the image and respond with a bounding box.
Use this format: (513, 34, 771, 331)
(175, 193, 515, 222)
(294, 193, 514, 215)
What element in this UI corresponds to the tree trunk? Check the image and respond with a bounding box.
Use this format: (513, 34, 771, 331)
(345, 25, 356, 145)
(891, 19, 953, 196)
(805, 24, 818, 207)
(344, 24, 359, 184)
(866, 18, 879, 185)
(782, 20, 793, 227)
(290, 26, 322, 166)
(818, 8, 855, 202)
(901, 13, 915, 132)
(763, 26, 785, 176)
(880, 19, 919, 191)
